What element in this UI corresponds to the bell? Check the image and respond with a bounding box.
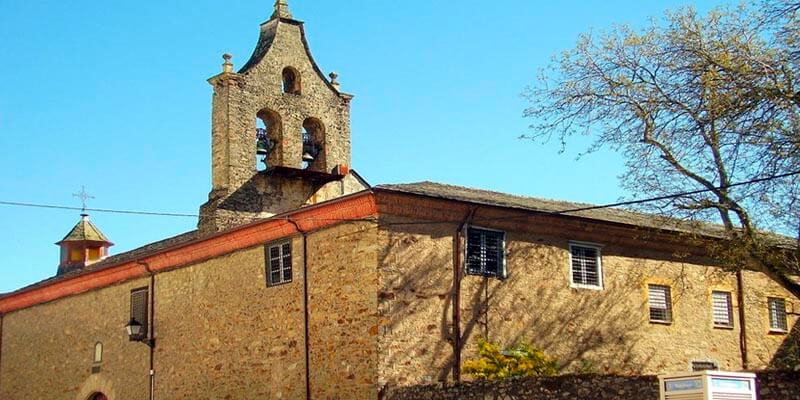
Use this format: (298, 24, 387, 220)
(302, 152, 315, 162)
(256, 139, 270, 156)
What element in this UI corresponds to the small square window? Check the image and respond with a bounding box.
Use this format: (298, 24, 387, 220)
(465, 227, 506, 279)
(712, 291, 733, 328)
(266, 242, 292, 286)
(648, 284, 672, 324)
(768, 298, 788, 333)
(569, 243, 603, 289)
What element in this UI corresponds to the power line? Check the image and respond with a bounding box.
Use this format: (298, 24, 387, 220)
(0, 170, 797, 225)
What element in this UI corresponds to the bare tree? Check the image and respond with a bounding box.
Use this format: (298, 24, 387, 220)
(523, 3, 799, 292)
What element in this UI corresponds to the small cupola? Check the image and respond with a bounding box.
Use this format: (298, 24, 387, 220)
(56, 214, 113, 276)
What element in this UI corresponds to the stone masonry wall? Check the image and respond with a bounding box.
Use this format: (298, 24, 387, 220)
(375, 193, 799, 387)
(154, 239, 306, 399)
(307, 221, 380, 400)
(0, 276, 152, 400)
(0, 218, 381, 400)
(384, 371, 800, 400)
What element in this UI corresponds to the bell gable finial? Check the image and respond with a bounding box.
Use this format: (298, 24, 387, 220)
(272, 0, 292, 19)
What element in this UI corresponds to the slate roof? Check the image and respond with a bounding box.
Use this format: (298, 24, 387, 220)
(57, 216, 113, 244)
(375, 181, 795, 247)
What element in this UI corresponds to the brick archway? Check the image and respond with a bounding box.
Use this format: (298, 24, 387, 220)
(75, 375, 116, 400)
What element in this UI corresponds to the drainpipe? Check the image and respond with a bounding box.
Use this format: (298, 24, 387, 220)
(138, 261, 157, 400)
(736, 269, 749, 370)
(452, 208, 476, 383)
(287, 219, 311, 400)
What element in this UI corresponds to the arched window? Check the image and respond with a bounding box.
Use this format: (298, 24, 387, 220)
(89, 393, 108, 400)
(256, 109, 282, 170)
(93, 342, 103, 363)
(282, 67, 301, 94)
(301, 118, 324, 170)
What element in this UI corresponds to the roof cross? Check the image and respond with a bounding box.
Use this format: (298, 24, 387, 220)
(72, 186, 95, 214)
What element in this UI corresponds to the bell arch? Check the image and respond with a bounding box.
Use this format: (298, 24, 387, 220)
(301, 117, 325, 170)
(256, 108, 283, 170)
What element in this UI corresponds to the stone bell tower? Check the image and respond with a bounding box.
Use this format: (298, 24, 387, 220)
(199, 1, 368, 234)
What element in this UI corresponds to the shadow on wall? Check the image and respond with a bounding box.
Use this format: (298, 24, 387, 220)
(769, 317, 800, 370)
(377, 220, 671, 387)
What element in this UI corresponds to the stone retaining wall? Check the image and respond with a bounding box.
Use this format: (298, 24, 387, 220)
(385, 371, 800, 400)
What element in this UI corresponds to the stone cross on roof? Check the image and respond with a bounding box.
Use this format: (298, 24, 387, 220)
(272, 0, 293, 19)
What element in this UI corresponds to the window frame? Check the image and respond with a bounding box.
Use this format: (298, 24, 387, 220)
(648, 284, 673, 324)
(711, 290, 734, 329)
(568, 242, 604, 290)
(265, 241, 293, 287)
(464, 226, 507, 279)
(768, 297, 788, 333)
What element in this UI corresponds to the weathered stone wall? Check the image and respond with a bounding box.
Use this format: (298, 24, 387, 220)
(375, 193, 799, 387)
(0, 276, 151, 400)
(0, 217, 382, 400)
(384, 371, 800, 400)
(308, 221, 380, 400)
(154, 239, 306, 399)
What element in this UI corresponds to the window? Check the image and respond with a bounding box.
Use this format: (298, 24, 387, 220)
(267, 242, 292, 286)
(648, 284, 672, 323)
(129, 288, 148, 341)
(569, 243, 602, 289)
(692, 360, 718, 371)
(712, 291, 733, 328)
(768, 297, 788, 333)
(93, 342, 103, 363)
(465, 227, 506, 279)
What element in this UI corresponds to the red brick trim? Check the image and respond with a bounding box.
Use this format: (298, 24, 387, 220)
(0, 192, 377, 314)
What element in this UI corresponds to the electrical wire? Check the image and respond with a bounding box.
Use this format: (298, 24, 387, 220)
(0, 170, 797, 226)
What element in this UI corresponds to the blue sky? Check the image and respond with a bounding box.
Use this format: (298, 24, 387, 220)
(0, 0, 731, 292)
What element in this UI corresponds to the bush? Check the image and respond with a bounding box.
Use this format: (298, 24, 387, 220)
(463, 338, 558, 380)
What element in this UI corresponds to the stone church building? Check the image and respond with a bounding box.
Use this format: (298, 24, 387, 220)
(0, 2, 797, 399)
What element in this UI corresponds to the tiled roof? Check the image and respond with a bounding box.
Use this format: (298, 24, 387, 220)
(58, 216, 112, 244)
(375, 181, 794, 247)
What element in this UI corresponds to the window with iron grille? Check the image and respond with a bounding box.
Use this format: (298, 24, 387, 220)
(648, 284, 672, 323)
(569, 243, 603, 289)
(465, 227, 506, 279)
(266, 242, 292, 286)
(130, 288, 148, 341)
(712, 291, 733, 328)
(768, 297, 788, 332)
(692, 360, 718, 371)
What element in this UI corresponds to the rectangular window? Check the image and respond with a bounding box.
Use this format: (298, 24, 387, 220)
(266, 242, 292, 286)
(569, 243, 603, 289)
(712, 291, 733, 328)
(648, 284, 672, 323)
(130, 288, 148, 341)
(465, 227, 506, 279)
(768, 297, 788, 333)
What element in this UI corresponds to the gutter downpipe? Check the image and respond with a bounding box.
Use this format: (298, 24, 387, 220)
(287, 218, 311, 400)
(736, 269, 749, 370)
(138, 261, 156, 400)
(453, 208, 476, 383)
